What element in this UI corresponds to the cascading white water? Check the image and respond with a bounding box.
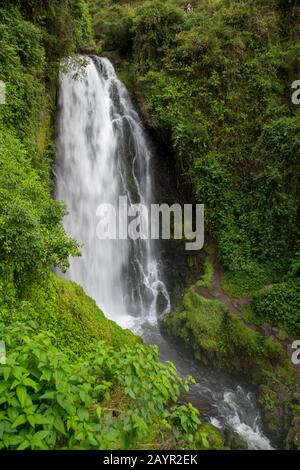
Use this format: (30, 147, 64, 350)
(56, 56, 170, 326)
(55, 56, 273, 450)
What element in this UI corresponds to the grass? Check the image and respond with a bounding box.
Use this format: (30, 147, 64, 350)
(183, 288, 227, 352)
(242, 305, 263, 327)
(195, 258, 214, 289)
(220, 263, 283, 298)
(0, 273, 139, 358)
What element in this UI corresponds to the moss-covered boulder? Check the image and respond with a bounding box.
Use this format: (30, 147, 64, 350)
(195, 422, 227, 450)
(163, 287, 300, 447)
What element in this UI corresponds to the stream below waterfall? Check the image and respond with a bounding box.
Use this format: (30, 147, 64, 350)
(55, 55, 273, 450)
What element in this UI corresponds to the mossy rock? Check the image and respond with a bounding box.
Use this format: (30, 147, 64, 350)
(163, 286, 300, 446)
(196, 422, 227, 450)
(223, 429, 248, 450)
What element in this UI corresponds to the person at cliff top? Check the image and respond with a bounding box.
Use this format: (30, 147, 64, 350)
(186, 3, 194, 13)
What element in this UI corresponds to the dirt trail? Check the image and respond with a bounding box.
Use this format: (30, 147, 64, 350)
(195, 256, 251, 317)
(194, 256, 299, 368)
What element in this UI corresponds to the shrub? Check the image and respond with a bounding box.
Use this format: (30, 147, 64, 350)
(195, 258, 214, 289)
(0, 321, 200, 450)
(128, 0, 300, 279)
(0, 131, 79, 298)
(132, 0, 184, 64)
(252, 281, 300, 337)
(92, 3, 134, 53)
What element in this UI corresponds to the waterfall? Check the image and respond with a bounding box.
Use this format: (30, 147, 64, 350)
(55, 56, 273, 450)
(56, 56, 170, 326)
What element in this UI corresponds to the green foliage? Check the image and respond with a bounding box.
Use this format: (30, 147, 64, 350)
(163, 285, 298, 442)
(0, 4, 46, 142)
(288, 244, 300, 279)
(87, 0, 300, 445)
(103, 0, 300, 307)
(195, 258, 214, 289)
(0, 0, 214, 452)
(100, 0, 300, 340)
(0, 321, 202, 450)
(195, 422, 227, 450)
(0, 1, 94, 141)
(91, 1, 134, 53)
(0, 274, 139, 357)
(169, 403, 201, 442)
(0, 0, 219, 453)
(132, 0, 184, 65)
(0, 1, 95, 300)
(221, 262, 284, 297)
(164, 287, 287, 376)
(0, 132, 79, 299)
(252, 281, 300, 337)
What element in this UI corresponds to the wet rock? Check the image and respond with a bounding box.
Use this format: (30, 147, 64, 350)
(271, 327, 280, 335)
(292, 416, 300, 427)
(293, 391, 300, 402)
(294, 432, 300, 447)
(223, 429, 248, 450)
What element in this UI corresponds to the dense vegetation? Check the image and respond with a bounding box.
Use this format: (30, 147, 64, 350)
(0, 319, 203, 450)
(88, 0, 300, 448)
(90, 0, 300, 336)
(0, 0, 217, 451)
(163, 285, 298, 445)
(1, 0, 299, 451)
(0, 0, 94, 302)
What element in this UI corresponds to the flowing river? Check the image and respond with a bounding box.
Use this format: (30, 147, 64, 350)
(55, 56, 273, 450)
